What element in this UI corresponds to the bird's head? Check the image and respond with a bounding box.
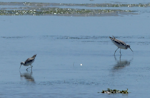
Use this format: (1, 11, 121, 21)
(20, 62, 24, 69)
(127, 45, 133, 52)
(20, 62, 24, 65)
(126, 45, 130, 48)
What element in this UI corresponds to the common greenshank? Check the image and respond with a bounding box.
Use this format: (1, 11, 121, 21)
(20, 54, 36, 70)
(109, 36, 133, 55)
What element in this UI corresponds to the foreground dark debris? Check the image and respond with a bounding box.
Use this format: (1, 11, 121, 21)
(98, 88, 129, 94)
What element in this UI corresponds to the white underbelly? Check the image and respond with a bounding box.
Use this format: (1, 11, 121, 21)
(25, 60, 34, 66)
(112, 41, 127, 49)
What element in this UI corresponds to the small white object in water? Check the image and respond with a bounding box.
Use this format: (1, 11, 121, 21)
(80, 64, 82, 66)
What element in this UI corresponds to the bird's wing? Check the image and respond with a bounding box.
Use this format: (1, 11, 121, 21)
(25, 58, 34, 63)
(109, 36, 126, 45)
(113, 39, 126, 45)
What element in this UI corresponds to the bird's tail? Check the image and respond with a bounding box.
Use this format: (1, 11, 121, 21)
(113, 36, 115, 39)
(32, 54, 37, 58)
(109, 36, 115, 40)
(109, 36, 113, 40)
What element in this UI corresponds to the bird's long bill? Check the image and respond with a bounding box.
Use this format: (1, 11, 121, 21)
(19, 64, 22, 69)
(129, 47, 133, 52)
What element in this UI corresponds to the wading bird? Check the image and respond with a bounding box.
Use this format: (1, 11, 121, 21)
(109, 36, 133, 55)
(20, 54, 36, 70)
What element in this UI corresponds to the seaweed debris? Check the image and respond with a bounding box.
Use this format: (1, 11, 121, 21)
(98, 88, 128, 94)
(0, 2, 138, 16)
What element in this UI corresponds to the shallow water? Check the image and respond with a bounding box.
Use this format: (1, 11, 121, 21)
(0, 1, 150, 98)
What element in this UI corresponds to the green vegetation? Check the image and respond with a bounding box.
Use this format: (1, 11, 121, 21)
(0, 8, 135, 16)
(0, 2, 150, 7)
(0, 2, 143, 16)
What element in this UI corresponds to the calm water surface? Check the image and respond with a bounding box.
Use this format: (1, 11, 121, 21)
(0, 1, 150, 98)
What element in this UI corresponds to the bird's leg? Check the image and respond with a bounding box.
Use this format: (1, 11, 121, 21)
(114, 48, 119, 55)
(30, 65, 33, 73)
(26, 68, 28, 71)
(119, 54, 121, 62)
(29, 65, 33, 69)
(114, 55, 117, 62)
(26, 65, 33, 71)
(120, 49, 122, 55)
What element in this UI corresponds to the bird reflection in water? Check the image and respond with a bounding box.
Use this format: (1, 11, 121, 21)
(112, 55, 133, 71)
(20, 68, 35, 83)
